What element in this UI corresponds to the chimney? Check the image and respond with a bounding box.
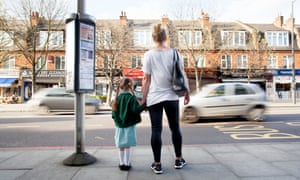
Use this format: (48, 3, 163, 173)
(285, 16, 295, 29)
(273, 15, 284, 28)
(119, 11, 127, 26)
(201, 11, 209, 28)
(31, 11, 39, 26)
(161, 14, 169, 27)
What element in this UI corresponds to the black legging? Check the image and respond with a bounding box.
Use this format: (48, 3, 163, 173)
(148, 100, 182, 163)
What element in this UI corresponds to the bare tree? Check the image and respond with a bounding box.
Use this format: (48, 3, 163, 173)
(1, 0, 69, 94)
(170, 1, 212, 92)
(246, 31, 273, 82)
(95, 19, 131, 104)
(0, 2, 10, 64)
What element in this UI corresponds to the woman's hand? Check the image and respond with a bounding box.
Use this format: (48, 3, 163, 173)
(184, 91, 190, 105)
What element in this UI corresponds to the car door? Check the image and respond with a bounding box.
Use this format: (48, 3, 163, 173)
(61, 93, 75, 110)
(202, 84, 234, 117)
(44, 89, 74, 111)
(228, 84, 255, 115)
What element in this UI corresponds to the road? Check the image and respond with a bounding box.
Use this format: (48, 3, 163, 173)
(0, 108, 300, 148)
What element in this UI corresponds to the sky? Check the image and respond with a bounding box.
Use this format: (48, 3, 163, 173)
(67, 0, 300, 24)
(2, 0, 299, 24)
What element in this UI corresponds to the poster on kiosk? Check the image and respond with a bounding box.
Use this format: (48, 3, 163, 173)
(65, 14, 95, 93)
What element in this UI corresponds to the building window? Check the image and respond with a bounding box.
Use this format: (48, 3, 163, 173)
(0, 31, 13, 48)
(133, 30, 152, 47)
(3, 56, 15, 69)
(221, 55, 232, 69)
(237, 55, 248, 69)
(55, 56, 65, 70)
(39, 31, 63, 47)
(282, 55, 292, 69)
(266, 31, 288, 47)
(96, 30, 111, 48)
(221, 31, 246, 46)
(182, 55, 189, 67)
(196, 55, 206, 68)
(103, 55, 112, 69)
(267, 56, 278, 68)
(131, 55, 142, 68)
(36, 56, 47, 70)
(178, 30, 202, 48)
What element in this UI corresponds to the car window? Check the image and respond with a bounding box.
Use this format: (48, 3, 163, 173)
(234, 84, 256, 95)
(234, 84, 249, 95)
(207, 85, 225, 97)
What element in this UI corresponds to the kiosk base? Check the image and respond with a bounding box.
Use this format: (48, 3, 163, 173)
(63, 152, 97, 166)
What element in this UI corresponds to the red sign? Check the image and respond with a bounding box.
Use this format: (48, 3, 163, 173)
(122, 68, 144, 79)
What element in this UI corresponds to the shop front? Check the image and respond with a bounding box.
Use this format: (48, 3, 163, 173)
(21, 70, 66, 102)
(0, 70, 20, 104)
(265, 69, 300, 101)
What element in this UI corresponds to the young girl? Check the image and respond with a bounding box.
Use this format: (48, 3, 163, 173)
(112, 77, 146, 171)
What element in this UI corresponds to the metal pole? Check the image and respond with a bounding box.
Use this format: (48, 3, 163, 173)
(75, 93, 85, 153)
(77, 0, 85, 16)
(291, 0, 296, 104)
(75, 0, 85, 155)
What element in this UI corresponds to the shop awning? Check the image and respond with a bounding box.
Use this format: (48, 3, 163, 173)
(0, 78, 18, 87)
(122, 68, 144, 79)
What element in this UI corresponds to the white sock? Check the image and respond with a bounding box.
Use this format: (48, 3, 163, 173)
(119, 150, 125, 165)
(124, 148, 131, 166)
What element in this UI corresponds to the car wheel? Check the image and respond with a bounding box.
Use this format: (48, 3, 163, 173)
(85, 105, 97, 114)
(181, 107, 198, 123)
(246, 108, 265, 121)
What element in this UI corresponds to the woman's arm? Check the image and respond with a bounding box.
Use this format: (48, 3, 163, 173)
(141, 74, 151, 105)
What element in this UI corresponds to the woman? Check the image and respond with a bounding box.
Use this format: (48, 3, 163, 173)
(141, 24, 190, 174)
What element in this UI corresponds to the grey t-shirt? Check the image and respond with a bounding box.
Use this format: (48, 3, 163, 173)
(142, 48, 183, 106)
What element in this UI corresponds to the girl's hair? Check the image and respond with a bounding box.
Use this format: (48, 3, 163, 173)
(152, 24, 167, 43)
(119, 77, 134, 91)
(111, 77, 135, 111)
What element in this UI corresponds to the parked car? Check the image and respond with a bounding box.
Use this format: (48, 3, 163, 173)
(180, 83, 267, 123)
(27, 88, 101, 114)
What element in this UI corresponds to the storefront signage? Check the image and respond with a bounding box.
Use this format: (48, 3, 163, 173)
(268, 69, 300, 76)
(21, 70, 65, 78)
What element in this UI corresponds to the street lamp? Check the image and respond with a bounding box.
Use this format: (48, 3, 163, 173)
(291, 0, 296, 104)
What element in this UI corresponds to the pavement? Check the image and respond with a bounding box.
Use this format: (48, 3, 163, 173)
(0, 102, 300, 180)
(0, 143, 300, 180)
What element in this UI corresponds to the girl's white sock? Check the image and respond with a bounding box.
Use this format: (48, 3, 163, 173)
(119, 150, 125, 165)
(124, 148, 131, 166)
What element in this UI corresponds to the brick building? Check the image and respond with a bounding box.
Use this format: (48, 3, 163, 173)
(0, 11, 299, 103)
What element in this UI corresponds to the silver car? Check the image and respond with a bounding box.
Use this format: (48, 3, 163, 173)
(181, 83, 267, 123)
(27, 88, 100, 114)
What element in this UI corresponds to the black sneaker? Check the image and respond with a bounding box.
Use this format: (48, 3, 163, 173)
(119, 164, 126, 171)
(174, 158, 187, 169)
(119, 164, 131, 171)
(151, 163, 163, 174)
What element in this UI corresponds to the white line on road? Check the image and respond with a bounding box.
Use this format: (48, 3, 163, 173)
(3, 125, 40, 129)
